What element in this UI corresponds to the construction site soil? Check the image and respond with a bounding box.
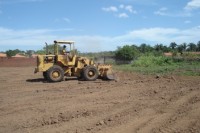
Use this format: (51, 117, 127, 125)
(0, 57, 36, 67)
(0, 59, 200, 133)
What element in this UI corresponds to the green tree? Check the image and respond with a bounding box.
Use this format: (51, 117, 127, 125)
(187, 43, 197, 52)
(182, 43, 187, 52)
(35, 50, 46, 55)
(153, 44, 164, 56)
(139, 43, 154, 53)
(131, 44, 139, 51)
(43, 44, 62, 54)
(43, 44, 54, 54)
(26, 50, 34, 57)
(177, 45, 183, 54)
(139, 43, 147, 53)
(115, 45, 138, 61)
(170, 42, 177, 50)
(162, 45, 171, 52)
(6, 50, 17, 57)
(196, 41, 200, 52)
(154, 44, 164, 52)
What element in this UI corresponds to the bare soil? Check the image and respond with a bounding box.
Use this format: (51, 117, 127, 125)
(0, 57, 36, 67)
(0, 67, 200, 133)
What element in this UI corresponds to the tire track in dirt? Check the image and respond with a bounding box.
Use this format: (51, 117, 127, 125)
(21, 86, 142, 132)
(151, 90, 200, 133)
(21, 78, 145, 132)
(0, 67, 200, 133)
(91, 76, 200, 133)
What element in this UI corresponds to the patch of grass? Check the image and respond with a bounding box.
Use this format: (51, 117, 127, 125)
(114, 55, 200, 76)
(181, 71, 200, 76)
(174, 62, 200, 76)
(132, 55, 174, 67)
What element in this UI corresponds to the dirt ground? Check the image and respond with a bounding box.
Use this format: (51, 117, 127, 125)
(0, 57, 36, 67)
(0, 67, 200, 133)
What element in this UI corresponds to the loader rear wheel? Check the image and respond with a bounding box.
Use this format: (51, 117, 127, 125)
(46, 65, 64, 82)
(83, 66, 98, 81)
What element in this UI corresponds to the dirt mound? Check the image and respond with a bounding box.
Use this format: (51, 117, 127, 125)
(0, 67, 199, 133)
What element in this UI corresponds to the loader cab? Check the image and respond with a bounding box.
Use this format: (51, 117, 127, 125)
(53, 40, 77, 66)
(53, 40, 75, 56)
(35, 40, 77, 74)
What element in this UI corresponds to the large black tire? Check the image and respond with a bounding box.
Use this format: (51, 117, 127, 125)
(43, 72, 48, 80)
(83, 66, 99, 81)
(77, 70, 84, 80)
(46, 65, 64, 82)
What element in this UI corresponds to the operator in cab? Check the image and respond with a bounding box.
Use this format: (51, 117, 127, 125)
(62, 45, 67, 55)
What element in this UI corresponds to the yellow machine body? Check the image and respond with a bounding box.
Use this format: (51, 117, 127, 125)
(34, 40, 115, 82)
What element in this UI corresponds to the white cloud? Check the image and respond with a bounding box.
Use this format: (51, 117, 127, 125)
(103, 4, 137, 18)
(63, 18, 70, 23)
(0, 27, 73, 46)
(125, 5, 136, 13)
(184, 20, 191, 24)
(119, 27, 200, 45)
(119, 4, 137, 14)
(0, 27, 109, 52)
(1, 27, 200, 52)
(117, 0, 158, 6)
(54, 18, 71, 23)
(125, 5, 132, 12)
(118, 13, 129, 18)
(102, 6, 118, 12)
(159, 7, 168, 11)
(154, 7, 192, 17)
(185, 0, 200, 10)
(154, 7, 168, 16)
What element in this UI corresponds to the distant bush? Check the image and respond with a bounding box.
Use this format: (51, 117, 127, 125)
(6, 50, 17, 57)
(132, 55, 173, 67)
(182, 52, 200, 58)
(115, 45, 139, 61)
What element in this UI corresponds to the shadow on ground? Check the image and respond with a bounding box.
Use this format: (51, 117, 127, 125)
(26, 78, 47, 83)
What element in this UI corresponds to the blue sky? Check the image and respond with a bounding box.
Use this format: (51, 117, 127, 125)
(0, 0, 200, 52)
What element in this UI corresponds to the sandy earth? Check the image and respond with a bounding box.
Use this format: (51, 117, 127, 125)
(0, 67, 200, 133)
(0, 58, 36, 67)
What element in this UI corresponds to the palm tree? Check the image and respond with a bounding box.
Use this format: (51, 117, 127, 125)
(182, 43, 187, 52)
(187, 43, 197, 52)
(177, 45, 184, 54)
(139, 43, 147, 53)
(197, 41, 200, 52)
(155, 44, 164, 52)
(170, 42, 177, 50)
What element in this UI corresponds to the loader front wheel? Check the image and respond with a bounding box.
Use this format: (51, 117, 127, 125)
(46, 65, 64, 82)
(83, 66, 98, 81)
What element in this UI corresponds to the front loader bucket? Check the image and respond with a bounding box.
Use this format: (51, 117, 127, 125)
(98, 64, 116, 80)
(104, 69, 115, 80)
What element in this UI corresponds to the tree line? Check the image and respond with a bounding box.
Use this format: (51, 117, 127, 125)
(4, 49, 34, 58)
(115, 41, 200, 61)
(3, 41, 200, 59)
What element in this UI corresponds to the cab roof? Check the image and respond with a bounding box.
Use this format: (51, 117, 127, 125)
(54, 40, 75, 44)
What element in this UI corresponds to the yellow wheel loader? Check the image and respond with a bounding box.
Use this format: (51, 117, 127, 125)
(34, 40, 115, 82)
